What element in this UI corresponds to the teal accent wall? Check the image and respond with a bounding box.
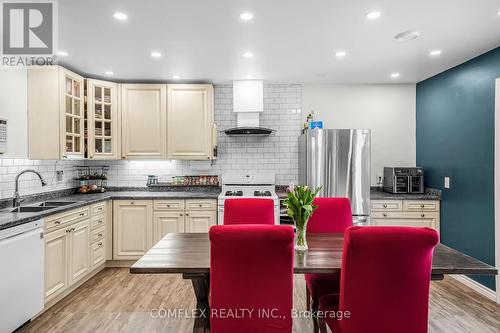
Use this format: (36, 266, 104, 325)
(416, 47, 499, 290)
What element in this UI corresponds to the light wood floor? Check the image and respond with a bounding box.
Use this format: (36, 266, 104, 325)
(18, 268, 499, 333)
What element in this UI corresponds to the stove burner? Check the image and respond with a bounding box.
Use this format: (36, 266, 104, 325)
(225, 190, 243, 196)
(254, 190, 272, 197)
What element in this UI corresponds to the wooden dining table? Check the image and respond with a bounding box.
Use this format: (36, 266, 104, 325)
(130, 233, 497, 333)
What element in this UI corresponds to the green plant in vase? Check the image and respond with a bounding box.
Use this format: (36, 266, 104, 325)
(283, 184, 322, 251)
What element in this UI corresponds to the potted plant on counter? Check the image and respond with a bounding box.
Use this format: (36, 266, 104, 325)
(283, 184, 322, 251)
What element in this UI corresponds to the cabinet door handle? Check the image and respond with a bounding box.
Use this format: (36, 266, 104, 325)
(98, 233, 103, 237)
(383, 213, 388, 217)
(167, 204, 170, 207)
(383, 204, 388, 208)
(185, 213, 189, 216)
(97, 242, 103, 247)
(54, 220, 61, 225)
(421, 214, 425, 218)
(420, 204, 425, 208)
(130, 201, 134, 205)
(79, 213, 85, 217)
(180, 213, 183, 216)
(66, 229, 71, 233)
(198, 204, 202, 207)
(71, 227, 76, 232)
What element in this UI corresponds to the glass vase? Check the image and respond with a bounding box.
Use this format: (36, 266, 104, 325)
(294, 219, 309, 251)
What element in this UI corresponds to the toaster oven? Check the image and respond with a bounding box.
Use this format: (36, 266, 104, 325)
(383, 167, 424, 194)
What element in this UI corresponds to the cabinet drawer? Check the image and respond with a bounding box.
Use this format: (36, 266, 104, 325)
(91, 215, 105, 230)
(91, 202, 106, 216)
(372, 218, 437, 229)
(45, 207, 90, 231)
(372, 212, 439, 219)
(154, 200, 185, 211)
(370, 200, 402, 212)
(403, 200, 439, 212)
(90, 226, 105, 244)
(90, 240, 105, 269)
(185, 199, 216, 211)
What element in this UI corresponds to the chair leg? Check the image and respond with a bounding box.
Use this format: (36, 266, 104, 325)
(318, 316, 328, 333)
(306, 285, 311, 310)
(312, 300, 319, 333)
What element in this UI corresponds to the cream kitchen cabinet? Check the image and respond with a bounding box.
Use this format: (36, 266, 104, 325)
(86, 79, 120, 159)
(153, 212, 185, 244)
(44, 227, 68, 302)
(28, 66, 85, 159)
(67, 219, 91, 286)
(185, 210, 217, 233)
(152, 199, 217, 237)
(121, 84, 167, 159)
(113, 200, 153, 259)
(371, 199, 440, 231)
(44, 209, 90, 303)
(167, 84, 214, 160)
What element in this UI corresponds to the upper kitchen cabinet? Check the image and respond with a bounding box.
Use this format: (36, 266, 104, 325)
(28, 66, 85, 159)
(167, 84, 214, 160)
(86, 79, 120, 159)
(121, 84, 167, 159)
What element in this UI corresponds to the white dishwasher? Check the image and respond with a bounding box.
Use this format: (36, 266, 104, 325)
(0, 219, 44, 333)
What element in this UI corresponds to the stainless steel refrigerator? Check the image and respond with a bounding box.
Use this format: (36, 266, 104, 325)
(298, 129, 371, 225)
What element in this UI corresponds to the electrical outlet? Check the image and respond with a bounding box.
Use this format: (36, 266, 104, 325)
(56, 170, 63, 183)
(444, 177, 450, 189)
(377, 174, 383, 185)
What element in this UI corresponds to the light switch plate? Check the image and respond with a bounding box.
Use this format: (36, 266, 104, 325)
(56, 170, 64, 183)
(444, 177, 450, 189)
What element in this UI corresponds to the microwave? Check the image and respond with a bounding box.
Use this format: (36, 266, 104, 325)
(383, 167, 424, 194)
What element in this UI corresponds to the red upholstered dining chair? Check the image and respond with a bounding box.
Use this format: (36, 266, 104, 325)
(318, 226, 439, 333)
(209, 225, 295, 333)
(223, 198, 275, 225)
(304, 197, 353, 333)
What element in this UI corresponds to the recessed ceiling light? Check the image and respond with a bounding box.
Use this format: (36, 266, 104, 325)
(335, 51, 347, 58)
(173, 75, 181, 79)
(429, 50, 442, 57)
(365, 11, 381, 20)
(391, 72, 400, 78)
(105, 71, 114, 76)
(497, 10, 500, 16)
(151, 51, 162, 58)
(394, 30, 420, 42)
(243, 52, 254, 58)
(113, 12, 128, 21)
(240, 12, 254, 21)
(57, 51, 68, 57)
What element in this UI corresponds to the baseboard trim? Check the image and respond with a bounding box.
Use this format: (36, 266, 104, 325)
(450, 275, 497, 302)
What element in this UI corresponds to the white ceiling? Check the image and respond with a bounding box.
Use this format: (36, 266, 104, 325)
(58, 0, 500, 83)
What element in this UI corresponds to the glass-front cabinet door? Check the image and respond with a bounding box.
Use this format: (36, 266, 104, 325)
(61, 69, 85, 159)
(86, 79, 119, 159)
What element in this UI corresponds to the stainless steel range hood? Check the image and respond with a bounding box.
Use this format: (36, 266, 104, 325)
(223, 80, 275, 136)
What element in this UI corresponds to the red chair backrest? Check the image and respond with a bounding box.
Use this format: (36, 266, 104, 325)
(306, 197, 352, 233)
(209, 225, 295, 333)
(223, 198, 275, 225)
(338, 226, 439, 333)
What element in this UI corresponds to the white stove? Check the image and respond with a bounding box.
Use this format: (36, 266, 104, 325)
(217, 174, 280, 225)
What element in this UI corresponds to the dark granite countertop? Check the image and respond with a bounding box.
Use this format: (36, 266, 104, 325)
(277, 188, 441, 201)
(370, 188, 441, 200)
(0, 190, 220, 231)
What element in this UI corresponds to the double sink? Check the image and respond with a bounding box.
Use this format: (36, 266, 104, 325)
(11, 201, 79, 213)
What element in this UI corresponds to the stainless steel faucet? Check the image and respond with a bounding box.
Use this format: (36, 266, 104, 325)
(13, 169, 48, 207)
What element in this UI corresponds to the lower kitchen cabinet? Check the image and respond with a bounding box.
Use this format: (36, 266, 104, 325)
(113, 200, 153, 260)
(44, 228, 68, 302)
(153, 212, 185, 244)
(185, 211, 217, 233)
(67, 220, 91, 286)
(370, 199, 440, 231)
(44, 217, 90, 303)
